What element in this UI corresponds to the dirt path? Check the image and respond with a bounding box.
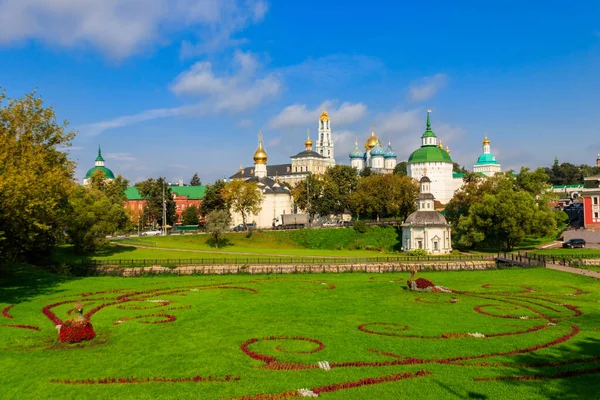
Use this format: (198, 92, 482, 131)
(545, 263, 600, 280)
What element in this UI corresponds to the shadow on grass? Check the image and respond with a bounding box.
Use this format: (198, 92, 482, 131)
(52, 244, 137, 265)
(483, 335, 600, 399)
(0, 263, 76, 304)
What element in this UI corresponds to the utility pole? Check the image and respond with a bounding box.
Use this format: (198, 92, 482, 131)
(162, 180, 167, 236)
(306, 174, 310, 228)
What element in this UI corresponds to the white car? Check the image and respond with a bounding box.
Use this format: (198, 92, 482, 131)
(141, 230, 162, 236)
(322, 221, 339, 228)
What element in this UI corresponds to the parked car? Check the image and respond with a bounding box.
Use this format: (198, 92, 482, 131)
(562, 238, 586, 249)
(141, 229, 162, 236)
(233, 223, 255, 232)
(339, 221, 353, 227)
(322, 220, 339, 228)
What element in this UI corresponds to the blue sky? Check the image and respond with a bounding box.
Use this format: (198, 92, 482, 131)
(1, 0, 600, 184)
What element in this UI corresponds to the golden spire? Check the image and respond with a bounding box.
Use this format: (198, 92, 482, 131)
(446, 146, 450, 155)
(305, 128, 313, 151)
(438, 139, 443, 149)
(424, 167, 428, 176)
(319, 109, 330, 121)
(275, 171, 279, 183)
(253, 130, 268, 165)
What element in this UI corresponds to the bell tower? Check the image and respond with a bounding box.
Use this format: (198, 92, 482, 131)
(317, 110, 335, 166)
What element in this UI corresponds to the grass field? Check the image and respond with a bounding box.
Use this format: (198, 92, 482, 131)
(530, 248, 600, 257)
(1, 265, 599, 399)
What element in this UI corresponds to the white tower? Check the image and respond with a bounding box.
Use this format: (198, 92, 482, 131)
(253, 131, 268, 178)
(473, 135, 502, 177)
(349, 139, 364, 171)
(317, 110, 335, 166)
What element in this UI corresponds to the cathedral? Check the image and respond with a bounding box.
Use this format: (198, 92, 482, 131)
(229, 110, 336, 185)
(473, 136, 502, 176)
(349, 126, 398, 173)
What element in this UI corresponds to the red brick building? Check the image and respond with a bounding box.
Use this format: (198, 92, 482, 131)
(582, 175, 600, 230)
(124, 185, 205, 224)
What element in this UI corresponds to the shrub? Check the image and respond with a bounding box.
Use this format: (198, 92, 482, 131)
(59, 320, 95, 343)
(245, 229, 253, 239)
(353, 220, 368, 234)
(406, 249, 429, 257)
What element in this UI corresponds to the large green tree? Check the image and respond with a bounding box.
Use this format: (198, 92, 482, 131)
(0, 90, 76, 263)
(393, 161, 408, 176)
(135, 177, 176, 228)
(205, 209, 231, 248)
(318, 165, 358, 216)
(199, 180, 228, 217)
(456, 189, 556, 252)
(222, 180, 264, 230)
(189, 173, 202, 186)
(181, 204, 200, 226)
(291, 174, 323, 221)
(351, 174, 418, 220)
(66, 185, 130, 252)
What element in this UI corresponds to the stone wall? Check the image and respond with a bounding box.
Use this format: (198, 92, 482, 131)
(92, 260, 498, 277)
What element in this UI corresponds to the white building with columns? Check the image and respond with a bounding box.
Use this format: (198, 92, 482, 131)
(401, 175, 452, 254)
(316, 110, 336, 166)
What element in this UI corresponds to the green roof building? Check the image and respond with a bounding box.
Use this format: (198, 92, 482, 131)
(407, 110, 456, 204)
(83, 146, 115, 185)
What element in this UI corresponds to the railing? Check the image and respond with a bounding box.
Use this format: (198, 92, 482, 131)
(495, 252, 547, 268)
(81, 254, 496, 267)
(521, 251, 600, 267)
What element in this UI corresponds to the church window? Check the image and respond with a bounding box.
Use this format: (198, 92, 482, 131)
(417, 240, 423, 249)
(595, 212, 599, 219)
(433, 241, 439, 251)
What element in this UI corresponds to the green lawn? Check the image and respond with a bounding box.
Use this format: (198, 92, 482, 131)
(530, 248, 600, 257)
(1, 265, 599, 399)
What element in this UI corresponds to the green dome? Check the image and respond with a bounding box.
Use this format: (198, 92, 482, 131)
(475, 153, 499, 165)
(85, 166, 115, 179)
(408, 146, 453, 163)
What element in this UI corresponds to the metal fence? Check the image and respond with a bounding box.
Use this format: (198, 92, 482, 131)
(83, 254, 496, 267)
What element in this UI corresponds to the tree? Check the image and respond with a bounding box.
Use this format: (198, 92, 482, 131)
(190, 173, 201, 186)
(181, 204, 200, 226)
(514, 167, 550, 197)
(456, 189, 556, 251)
(359, 166, 374, 177)
(135, 177, 176, 228)
(393, 161, 408, 177)
(199, 180, 228, 217)
(222, 180, 264, 230)
(66, 186, 130, 252)
(452, 162, 468, 175)
(0, 90, 76, 264)
(291, 174, 323, 221)
(318, 165, 358, 216)
(351, 174, 418, 220)
(205, 209, 231, 248)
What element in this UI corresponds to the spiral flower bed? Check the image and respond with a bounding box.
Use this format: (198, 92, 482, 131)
(2, 304, 14, 319)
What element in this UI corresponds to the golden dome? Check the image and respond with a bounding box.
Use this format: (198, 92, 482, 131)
(438, 139, 443, 149)
(364, 126, 382, 150)
(253, 132, 268, 165)
(305, 129, 313, 150)
(319, 110, 330, 121)
(446, 146, 450, 155)
(482, 136, 490, 146)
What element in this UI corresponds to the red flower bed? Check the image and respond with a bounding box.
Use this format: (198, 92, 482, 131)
(50, 374, 239, 385)
(228, 370, 431, 400)
(131, 314, 176, 324)
(59, 320, 96, 343)
(2, 324, 41, 331)
(408, 277, 436, 290)
(116, 301, 170, 310)
(2, 304, 14, 319)
(358, 322, 409, 337)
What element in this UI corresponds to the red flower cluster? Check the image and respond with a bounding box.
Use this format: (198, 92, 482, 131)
(116, 301, 170, 310)
(408, 277, 436, 289)
(2, 304, 14, 319)
(59, 320, 96, 343)
(50, 374, 239, 385)
(2, 324, 41, 331)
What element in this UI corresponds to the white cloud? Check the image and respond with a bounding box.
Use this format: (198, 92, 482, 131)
(0, 0, 267, 59)
(268, 101, 367, 129)
(170, 50, 282, 112)
(409, 73, 448, 103)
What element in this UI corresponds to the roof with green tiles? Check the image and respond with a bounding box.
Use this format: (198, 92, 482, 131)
(124, 186, 206, 201)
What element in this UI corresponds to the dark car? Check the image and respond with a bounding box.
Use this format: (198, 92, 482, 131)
(562, 238, 586, 249)
(232, 223, 255, 232)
